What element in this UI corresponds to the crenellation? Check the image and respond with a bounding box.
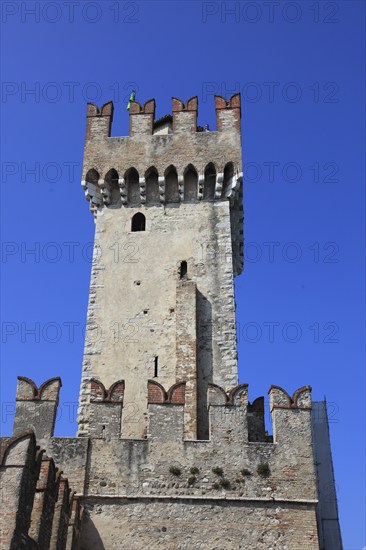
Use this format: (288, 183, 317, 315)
(129, 98, 155, 136)
(172, 96, 198, 134)
(82, 95, 243, 218)
(215, 94, 241, 132)
(13, 377, 61, 443)
(85, 101, 114, 142)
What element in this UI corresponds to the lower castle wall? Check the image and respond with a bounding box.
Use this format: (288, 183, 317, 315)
(42, 404, 317, 504)
(80, 498, 319, 550)
(6, 379, 337, 550)
(34, 400, 320, 548)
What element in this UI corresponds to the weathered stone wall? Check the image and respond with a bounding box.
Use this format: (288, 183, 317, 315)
(46, 437, 88, 495)
(78, 201, 240, 439)
(75, 387, 317, 503)
(11, 382, 321, 548)
(80, 499, 319, 550)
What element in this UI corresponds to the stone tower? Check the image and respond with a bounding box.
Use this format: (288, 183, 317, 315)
(0, 93, 343, 550)
(78, 94, 243, 442)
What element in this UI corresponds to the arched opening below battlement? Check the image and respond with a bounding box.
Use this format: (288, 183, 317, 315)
(145, 167, 160, 205)
(223, 162, 235, 198)
(105, 169, 120, 207)
(183, 166, 198, 201)
(165, 166, 179, 203)
(203, 163, 216, 200)
(85, 168, 99, 185)
(125, 168, 140, 206)
(131, 213, 146, 232)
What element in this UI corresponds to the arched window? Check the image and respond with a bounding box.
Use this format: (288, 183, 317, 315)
(145, 167, 160, 205)
(105, 169, 120, 207)
(183, 165, 198, 201)
(131, 212, 146, 232)
(125, 168, 140, 206)
(203, 163, 216, 200)
(165, 166, 179, 203)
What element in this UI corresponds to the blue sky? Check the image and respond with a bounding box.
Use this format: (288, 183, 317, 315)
(1, 1, 365, 547)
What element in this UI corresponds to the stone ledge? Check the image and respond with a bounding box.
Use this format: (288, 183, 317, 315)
(79, 494, 318, 504)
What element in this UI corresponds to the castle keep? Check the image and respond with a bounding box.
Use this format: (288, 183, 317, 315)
(0, 93, 342, 549)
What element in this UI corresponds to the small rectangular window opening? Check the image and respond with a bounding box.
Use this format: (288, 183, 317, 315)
(180, 261, 187, 279)
(154, 356, 158, 378)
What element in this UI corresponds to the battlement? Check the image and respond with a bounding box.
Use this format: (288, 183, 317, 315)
(81, 94, 243, 216)
(269, 384, 312, 410)
(85, 93, 240, 138)
(13, 376, 61, 442)
(8, 378, 319, 510)
(12, 376, 312, 447)
(268, 385, 312, 445)
(15, 376, 61, 401)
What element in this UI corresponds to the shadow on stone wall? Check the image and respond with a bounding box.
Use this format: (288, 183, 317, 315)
(197, 290, 212, 440)
(80, 512, 106, 550)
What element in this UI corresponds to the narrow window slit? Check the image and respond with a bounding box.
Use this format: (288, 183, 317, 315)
(180, 261, 187, 279)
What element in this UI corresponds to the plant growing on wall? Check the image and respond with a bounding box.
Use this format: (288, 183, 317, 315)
(219, 478, 230, 488)
(169, 466, 182, 476)
(257, 463, 270, 477)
